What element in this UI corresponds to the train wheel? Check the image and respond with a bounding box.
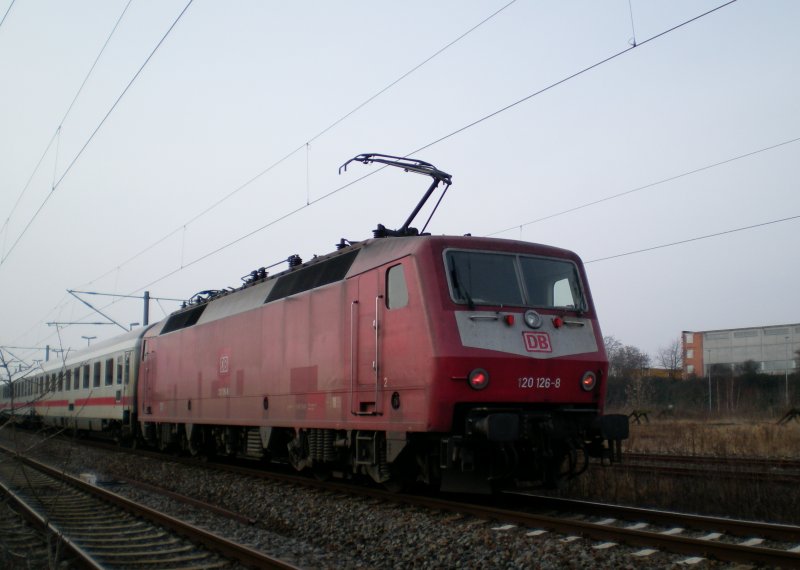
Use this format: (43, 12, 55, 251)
(287, 431, 310, 471)
(382, 451, 415, 492)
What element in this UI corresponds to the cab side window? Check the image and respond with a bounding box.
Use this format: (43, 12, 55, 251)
(386, 264, 409, 309)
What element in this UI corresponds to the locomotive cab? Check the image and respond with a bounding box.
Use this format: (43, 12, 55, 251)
(420, 239, 629, 492)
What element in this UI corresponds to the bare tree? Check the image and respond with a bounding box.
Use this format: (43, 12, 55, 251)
(0, 349, 16, 429)
(656, 337, 683, 379)
(604, 335, 622, 368)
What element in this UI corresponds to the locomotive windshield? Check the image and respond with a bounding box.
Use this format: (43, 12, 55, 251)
(445, 250, 586, 311)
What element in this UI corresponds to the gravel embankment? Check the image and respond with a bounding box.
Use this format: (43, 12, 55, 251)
(0, 429, 729, 569)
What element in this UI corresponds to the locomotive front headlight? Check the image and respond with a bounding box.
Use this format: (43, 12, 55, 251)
(580, 371, 597, 392)
(468, 368, 490, 390)
(524, 310, 542, 329)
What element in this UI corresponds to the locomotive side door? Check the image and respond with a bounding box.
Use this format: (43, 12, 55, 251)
(350, 270, 383, 416)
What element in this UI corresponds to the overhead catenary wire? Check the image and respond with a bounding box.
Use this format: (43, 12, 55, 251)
(0, 0, 15, 30)
(5, 0, 752, 356)
(0, 0, 194, 268)
(485, 136, 800, 238)
(0, 0, 134, 245)
(628, 0, 638, 47)
(407, 0, 738, 157)
(585, 214, 800, 264)
(109, 0, 741, 300)
(78, 0, 519, 289)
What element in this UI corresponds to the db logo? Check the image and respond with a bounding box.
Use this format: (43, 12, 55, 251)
(219, 355, 230, 374)
(523, 331, 552, 353)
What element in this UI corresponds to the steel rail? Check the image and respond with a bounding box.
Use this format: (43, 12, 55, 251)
(417, 494, 800, 567)
(624, 452, 800, 470)
(611, 462, 800, 484)
(501, 493, 800, 542)
(0, 444, 300, 569)
(612, 452, 800, 484)
(132, 446, 800, 567)
(0, 476, 101, 569)
(23, 434, 800, 566)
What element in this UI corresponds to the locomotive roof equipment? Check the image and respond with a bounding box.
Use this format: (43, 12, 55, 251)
(339, 153, 452, 238)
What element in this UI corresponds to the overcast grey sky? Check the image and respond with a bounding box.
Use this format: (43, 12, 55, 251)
(1, 0, 798, 371)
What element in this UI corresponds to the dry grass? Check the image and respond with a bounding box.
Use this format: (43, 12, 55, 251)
(625, 418, 800, 458)
(553, 418, 800, 524)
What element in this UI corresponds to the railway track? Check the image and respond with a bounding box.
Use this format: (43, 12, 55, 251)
(625, 451, 800, 470)
(6, 430, 800, 567)
(0, 500, 55, 568)
(495, 493, 800, 565)
(0, 444, 299, 569)
(114, 459, 800, 567)
(88, 443, 800, 567)
(616, 452, 800, 483)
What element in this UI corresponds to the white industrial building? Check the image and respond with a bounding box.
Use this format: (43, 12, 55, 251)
(682, 323, 799, 377)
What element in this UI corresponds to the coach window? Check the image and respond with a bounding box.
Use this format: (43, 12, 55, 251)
(105, 358, 113, 386)
(124, 352, 131, 384)
(57, 372, 63, 392)
(65, 370, 71, 391)
(83, 365, 90, 388)
(93, 362, 101, 388)
(116, 357, 123, 384)
(386, 264, 409, 309)
(73, 368, 79, 390)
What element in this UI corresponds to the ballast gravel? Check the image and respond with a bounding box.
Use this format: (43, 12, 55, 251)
(0, 429, 733, 569)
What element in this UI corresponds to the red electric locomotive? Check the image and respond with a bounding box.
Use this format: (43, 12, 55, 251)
(0, 155, 627, 491)
(136, 154, 628, 492)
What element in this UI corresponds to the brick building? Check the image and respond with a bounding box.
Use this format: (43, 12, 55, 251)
(682, 324, 799, 378)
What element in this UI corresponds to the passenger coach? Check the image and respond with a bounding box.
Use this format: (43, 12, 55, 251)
(1, 328, 146, 438)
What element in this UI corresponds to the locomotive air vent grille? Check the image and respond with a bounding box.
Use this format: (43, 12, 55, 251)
(265, 249, 359, 303)
(160, 304, 208, 335)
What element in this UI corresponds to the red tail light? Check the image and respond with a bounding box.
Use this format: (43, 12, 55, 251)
(468, 368, 490, 390)
(581, 371, 597, 391)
